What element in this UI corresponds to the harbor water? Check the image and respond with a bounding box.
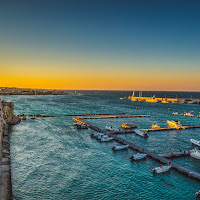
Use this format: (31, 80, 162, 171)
(1, 91, 200, 200)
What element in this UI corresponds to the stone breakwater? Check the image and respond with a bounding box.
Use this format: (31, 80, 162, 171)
(0, 99, 21, 200)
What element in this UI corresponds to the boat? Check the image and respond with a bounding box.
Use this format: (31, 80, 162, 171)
(130, 153, 147, 160)
(152, 165, 171, 174)
(195, 190, 200, 198)
(73, 122, 82, 126)
(90, 132, 100, 138)
(167, 120, 183, 129)
(77, 124, 88, 129)
(184, 112, 194, 117)
(172, 112, 178, 115)
(134, 129, 149, 137)
(96, 133, 105, 140)
(179, 113, 184, 116)
(190, 139, 200, 147)
(100, 135, 113, 142)
(197, 112, 200, 118)
(105, 126, 120, 131)
(151, 124, 160, 129)
(122, 123, 137, 129)
(112, 144, 129, 151)
(190, 148, 200, 160)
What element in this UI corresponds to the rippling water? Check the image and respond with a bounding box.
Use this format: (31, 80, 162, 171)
(1, 91, 200, 199)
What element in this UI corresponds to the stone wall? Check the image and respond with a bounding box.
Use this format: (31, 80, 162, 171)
(0, 99, 15, 200)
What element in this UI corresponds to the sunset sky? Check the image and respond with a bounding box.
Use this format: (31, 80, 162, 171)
(1, 0, 200, 91)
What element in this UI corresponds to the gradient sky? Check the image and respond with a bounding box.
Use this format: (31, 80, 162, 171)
(0, 0, 200, 91)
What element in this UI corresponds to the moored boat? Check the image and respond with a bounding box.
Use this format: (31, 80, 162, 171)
(100, 135, 113, 142)
(195, 190, 200, 198)
(77, 124, 88, 129)
(112, 144, 129, 151)
(135, 129, 149, 137)
(130, 153, 147, 160)
(167, 120, 183, 129)
(172, 112, 178, 115)
(190, 139, 200, 147)
(152, 165, 171, 174)
(184, 112, 194, 117)
(190, 148, 200, 160)
(106, 126, 120, 131)
(122, 123, 137, 129)
(90, 132, 100, 138)
(151, 124, 160, 129)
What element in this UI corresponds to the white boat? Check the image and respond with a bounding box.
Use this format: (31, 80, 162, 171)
(90, 132, 100, 138)
(195, 190, 200, 198)
(77, 124, 88, 129)
(96, 133, 105, 140)
(167, 120, 183, 129)
(184, 112, 194, 117)
(190, 148, 200, 160)
(130, 153, 147, 160)
(106, 126, 120, 132)
(135, 129, 149, 137)
(151, 124, 160, 129)
(172, 112, 178, 115)
(100, 135, 113, 142)
(112, 144, 129, 151)
(152, 165, 171, 174)
(190, 139, 200, 147)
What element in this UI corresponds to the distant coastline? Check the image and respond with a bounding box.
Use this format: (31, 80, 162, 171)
(0, 87, 70, 95)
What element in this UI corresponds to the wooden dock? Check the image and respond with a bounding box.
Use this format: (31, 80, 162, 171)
(73, 117, 200, 181)
(159, 150, 193, 158)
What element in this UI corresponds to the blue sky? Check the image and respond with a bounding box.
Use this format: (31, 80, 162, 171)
(0, 0, 200, 90)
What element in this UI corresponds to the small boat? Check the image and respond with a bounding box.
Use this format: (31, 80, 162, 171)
(190, 139, 200, 147)
(184, 112, 194, 117)
(77, 124, 88, 129)
(130, 153, 147, 161)
(179, 113, 184, 116)
(190, 148, 200, 160)
(172, 112, 178, 116)
(135, 129, 149, 137)
(152, 165, 171, 174)
(197, 112, 200, 118)
(122, 123, 137, 129)
(112, 144, 129, 151)
(100, 136, 113, 142)
(195, 190, 200, 198)
(90, 132, 100, 138)
(151, 124, 160, 130)
(106, 126, 120, 131)
(30, 117, 36, 119)
(167, 120, 183, 129)
(96, 133, 105, 140)
(73, 122, 82, 126)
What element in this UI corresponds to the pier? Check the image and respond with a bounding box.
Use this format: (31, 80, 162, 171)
(73, 116, 200, 181)
(140, 125, 200, 132)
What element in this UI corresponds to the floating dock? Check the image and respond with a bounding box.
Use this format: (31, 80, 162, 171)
(73, 116, 200, 181)
(140, 125, 200, 132)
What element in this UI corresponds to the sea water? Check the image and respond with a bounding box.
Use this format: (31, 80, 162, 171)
(1, 91, 200, 200)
